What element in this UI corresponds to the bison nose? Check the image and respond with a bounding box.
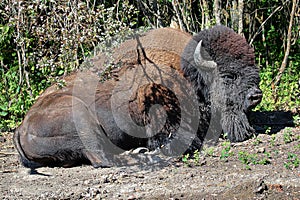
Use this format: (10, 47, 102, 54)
(246, 89, 263, 109)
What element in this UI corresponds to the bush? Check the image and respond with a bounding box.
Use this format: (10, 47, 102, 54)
(0, 0, 138, 131)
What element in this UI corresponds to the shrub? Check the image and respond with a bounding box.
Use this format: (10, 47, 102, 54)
(0, 0, 138, 131)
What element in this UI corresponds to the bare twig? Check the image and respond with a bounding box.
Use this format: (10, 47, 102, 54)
(0, 151, 18, 156)
(199, 1, 205, 29)
(230, 0, 238, 31)
(16, 1, 23, 87)
(249, 0, 289, 45)
(0, 170, 18, 173)
(138, 1, 159, 28)
(171, 0, 185, 31)
(177, 0, 189, 32)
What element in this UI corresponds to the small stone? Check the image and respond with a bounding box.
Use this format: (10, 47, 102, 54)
(257, 147, 265, 153)
(254, 179, 267, 194)
(127, 194, 137, 200)
(83, 180, 90, 185)
(0, 136, 6, 143)
(102, 189, 108, 194)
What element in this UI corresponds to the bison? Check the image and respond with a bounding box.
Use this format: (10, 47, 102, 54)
(14, 25, 262, 168)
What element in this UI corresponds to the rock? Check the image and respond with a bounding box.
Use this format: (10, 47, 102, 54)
(0, 136, 6, 143)
(132, 147, 149, 154)
(257, 147, 265, 153)
(254, 179, 268, 194)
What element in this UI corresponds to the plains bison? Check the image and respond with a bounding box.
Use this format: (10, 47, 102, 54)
(14, 26, 262, 168)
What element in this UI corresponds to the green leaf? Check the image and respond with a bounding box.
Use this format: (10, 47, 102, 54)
(0, 111, 8, 117)
(58, 70, 65, 76)
(0, 105, 8, 111)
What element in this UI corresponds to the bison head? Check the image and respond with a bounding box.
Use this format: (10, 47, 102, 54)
(181, 25, 262, 142)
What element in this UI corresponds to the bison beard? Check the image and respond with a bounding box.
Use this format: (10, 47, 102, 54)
(221, 112, 255, 142)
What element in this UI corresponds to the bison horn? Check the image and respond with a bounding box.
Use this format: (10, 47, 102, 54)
(194, 40, 217, 70)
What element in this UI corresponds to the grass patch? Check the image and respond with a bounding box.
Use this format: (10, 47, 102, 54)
(238, 151, 271, 170)
(284, 153, 300, 170)
(283, 128, 294, 144)
(220, 141, 234, 160)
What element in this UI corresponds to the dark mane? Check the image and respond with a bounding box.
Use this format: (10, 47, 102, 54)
(181, 25, 255, 99)
(188, 25, 255, 65)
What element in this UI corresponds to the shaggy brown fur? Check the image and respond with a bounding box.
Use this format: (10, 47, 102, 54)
(209, 26, 255, 65)
(14, 28, 195, 168)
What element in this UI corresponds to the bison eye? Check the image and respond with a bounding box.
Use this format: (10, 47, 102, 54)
(222, 73, 237, 83)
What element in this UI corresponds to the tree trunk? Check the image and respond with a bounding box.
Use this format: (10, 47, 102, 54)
(274, 0, 297, 86)
(214, 0, 221, 25)
(238, 0, 244, 35)
(202, 0, 210, 28)
(230, 0, 238, 31)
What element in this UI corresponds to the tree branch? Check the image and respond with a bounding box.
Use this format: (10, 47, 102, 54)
(274, 0, 297, 86)
(249, 0, 289, 45)
(171, 0, 186, 31)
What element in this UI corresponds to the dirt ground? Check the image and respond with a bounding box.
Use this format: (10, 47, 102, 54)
(1, 126, 300, 199)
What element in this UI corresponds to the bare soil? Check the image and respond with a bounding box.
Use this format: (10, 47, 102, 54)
(1, 127, 300, 199)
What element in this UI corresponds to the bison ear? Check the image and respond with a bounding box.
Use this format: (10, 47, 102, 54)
(194, 40, 217, 70)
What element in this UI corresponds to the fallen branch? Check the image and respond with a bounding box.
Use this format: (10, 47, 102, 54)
(0, 169, 18, 173)
(0, 151, 18, 156)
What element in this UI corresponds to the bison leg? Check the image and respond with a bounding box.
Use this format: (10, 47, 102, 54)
(14, 94, 122, 168)
(14, 97, 90, 168)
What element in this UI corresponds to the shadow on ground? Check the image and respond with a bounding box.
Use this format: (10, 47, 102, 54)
(249, 111, 295, 134)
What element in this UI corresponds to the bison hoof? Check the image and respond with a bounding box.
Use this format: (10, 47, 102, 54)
(84, 150, 114, 168)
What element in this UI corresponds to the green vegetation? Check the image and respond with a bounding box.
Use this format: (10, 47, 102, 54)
(253, 137, 263, 146)
(270, 134, 277, 146)
(284, 153, 300, 169)
(257, 55, 300, 112)
(182, 150, 202, 166)
(0, 0, 138, 130)
(202, 146, 215, 157)
(293, 115, 300, 127)
(238, 151, 271, 170)
(0, 0, 299, 131)
(264, 126, 272, 135)
(181, 153, 190, 165)
(283, 128, 294, 144)
(220, 141, 234, 160)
